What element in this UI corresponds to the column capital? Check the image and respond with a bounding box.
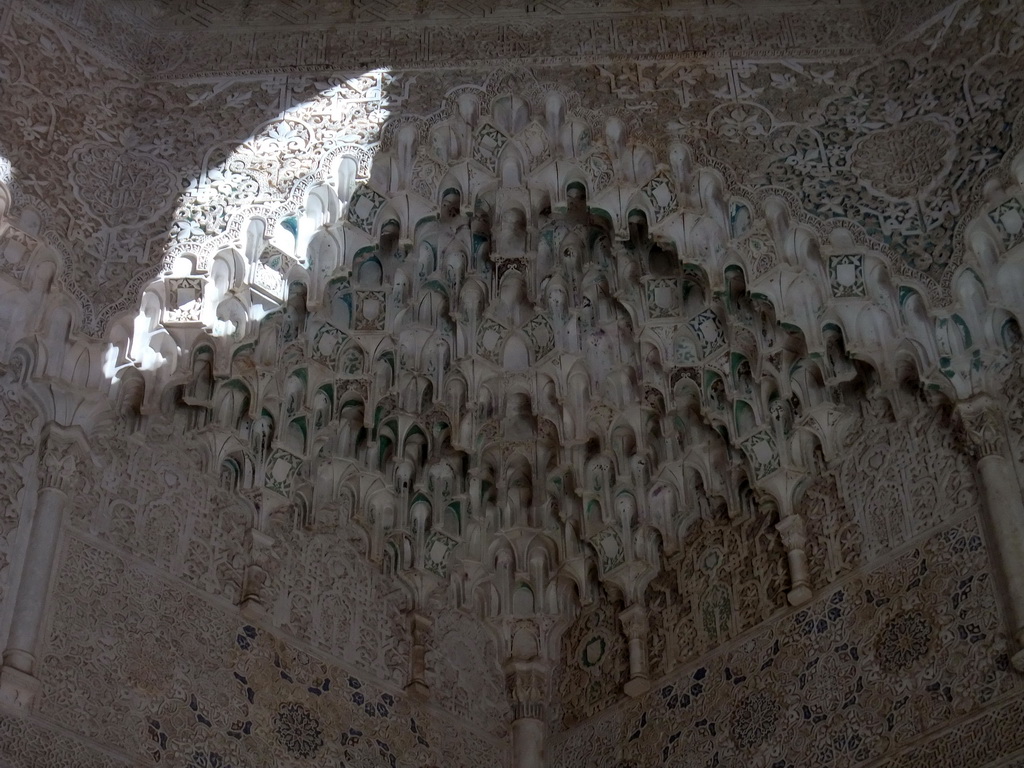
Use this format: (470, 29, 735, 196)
(618, 603, 649, 641)
(955, 394, 1006, 458)
(504, 658, 548, 721)
(775, 513, 808, 551)
(38, 422, 94, 493)
(39, 449, 77, 494)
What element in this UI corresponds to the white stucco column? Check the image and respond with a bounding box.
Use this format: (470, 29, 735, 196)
(957, 395, 1024, 671)
(0, 448, 76, 706)
(511, 716, 545, 768)
(506, 658, 547, 768)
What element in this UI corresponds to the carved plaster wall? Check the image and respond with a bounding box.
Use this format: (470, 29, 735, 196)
(1, 0, 1024, 765)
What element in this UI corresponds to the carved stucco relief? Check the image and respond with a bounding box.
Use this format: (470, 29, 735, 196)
(3, 3, 1023, 333)
(0, 712, 130, 768)
(551, 514, 1022, 767)
(1, 0, 1024, 765)
(36, 535, 504, 767)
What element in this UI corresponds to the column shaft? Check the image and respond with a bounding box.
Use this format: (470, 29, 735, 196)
(511, 717, 545, 768)
(1, 485, 68, 704)
(976, 452, 1024, 670)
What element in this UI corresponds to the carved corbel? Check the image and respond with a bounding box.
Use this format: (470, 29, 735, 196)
(619, 603, 651, 697)
(759, 493, 813, 607)
(405, 610, 432, 698)
(775, 512, 813, 607)
(239, 529, 275, 617)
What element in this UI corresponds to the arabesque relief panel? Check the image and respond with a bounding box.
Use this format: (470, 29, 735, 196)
(36, 535, 504, 767)
(551, 513, 1023, 767)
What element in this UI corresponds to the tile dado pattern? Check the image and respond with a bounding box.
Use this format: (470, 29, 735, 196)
(0, 0, 1023, 765)
(0, 712, 130, 768)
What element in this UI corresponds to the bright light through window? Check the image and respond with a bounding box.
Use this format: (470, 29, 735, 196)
(113, 69, 395, 376)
